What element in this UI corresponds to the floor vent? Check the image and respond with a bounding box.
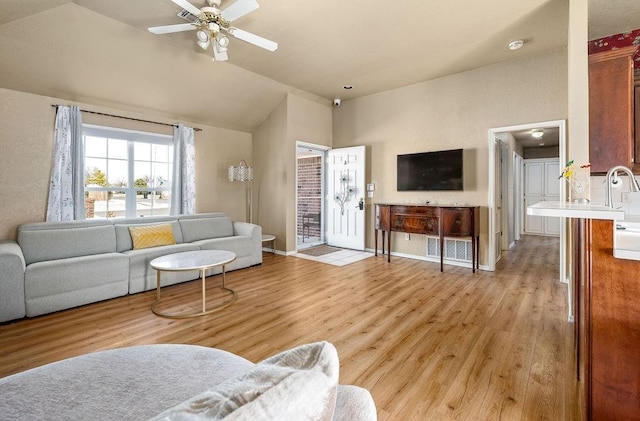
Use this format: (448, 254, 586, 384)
(426, 237, 472, 262)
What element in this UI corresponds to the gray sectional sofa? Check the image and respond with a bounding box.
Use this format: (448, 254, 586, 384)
(0, 213, 262, 322)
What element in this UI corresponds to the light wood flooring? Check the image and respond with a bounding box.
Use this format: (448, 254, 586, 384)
(0, 235, 573, 420)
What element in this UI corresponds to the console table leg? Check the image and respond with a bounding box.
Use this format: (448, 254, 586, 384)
(477, 236, 480, 270)
(472, 236, 476, 273)
(375, 229, 378, 256)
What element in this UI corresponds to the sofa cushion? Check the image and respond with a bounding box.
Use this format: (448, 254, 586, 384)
(24, 253, 129, 317)
(24, 253, 128, 298)
(18, 221, 116, 265)
(124, 243, 200, 293)
(0, 240, 26, 322)
(192, 236, 253, 258)
(115, 220, 183, 253)
(151, 341, 339, 421)
(179, 217, 234, 243)
(129, 224, 176, 250)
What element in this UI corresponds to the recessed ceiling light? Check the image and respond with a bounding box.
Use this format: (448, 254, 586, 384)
(508, 40, 524, 50)
(343, 85, 353, 90)
(539, 143, 545, 146)
(532, 129, 544, 139)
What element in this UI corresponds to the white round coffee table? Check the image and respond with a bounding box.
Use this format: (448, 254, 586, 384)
(150, 250, 236, 319)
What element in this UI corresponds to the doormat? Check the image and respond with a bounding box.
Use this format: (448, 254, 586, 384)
(298, 245, 342, 256)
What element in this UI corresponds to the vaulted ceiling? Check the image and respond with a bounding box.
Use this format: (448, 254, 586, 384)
(0, 1, 633, 132)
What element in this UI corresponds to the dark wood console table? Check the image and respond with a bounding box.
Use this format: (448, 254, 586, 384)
(374, 204, 480, 272)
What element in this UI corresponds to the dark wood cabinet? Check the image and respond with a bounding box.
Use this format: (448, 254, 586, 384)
(588, 45, 636, 174)
(390, 206, 439, 235)
(573, 218, 640, 419)
(374, 204, 479, 272)
(635, 81, 640, 168)
(441, 207, 475, 236)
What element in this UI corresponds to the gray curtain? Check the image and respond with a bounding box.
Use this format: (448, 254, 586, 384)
(46, 106, 85, 221)
(170, 124, 196, 215)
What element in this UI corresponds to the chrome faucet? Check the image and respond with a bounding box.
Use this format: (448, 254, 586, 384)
(605, 165, 640, 208)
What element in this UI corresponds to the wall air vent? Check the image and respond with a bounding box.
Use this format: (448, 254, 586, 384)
(426, 237, 472, 263)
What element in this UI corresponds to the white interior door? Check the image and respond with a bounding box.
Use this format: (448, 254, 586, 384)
(514, 153, 523, 241)
(543, 160, 561, 235)
(326, 146, 366, 250)
(494, 139, 503, 261)
(524, 161, 544, 234)
(524, 158, 560, 236)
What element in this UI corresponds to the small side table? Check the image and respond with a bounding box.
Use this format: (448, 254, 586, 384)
(261, 234, 276, 255)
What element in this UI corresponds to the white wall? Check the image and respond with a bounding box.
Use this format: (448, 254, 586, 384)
(253, 93, 333, 253)
(333, 49, 569, 265)
(0, 87, 252, 240)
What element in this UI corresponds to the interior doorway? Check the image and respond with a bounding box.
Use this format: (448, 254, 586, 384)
(488, 120, 567, 281)
(296, 142, 329, 250)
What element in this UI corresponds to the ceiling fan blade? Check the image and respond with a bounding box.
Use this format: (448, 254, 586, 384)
(228, 27, 278, 51)
(221, 0, 259, 22)
(148, 23, 196, 34)
(170, 0, 202, 17)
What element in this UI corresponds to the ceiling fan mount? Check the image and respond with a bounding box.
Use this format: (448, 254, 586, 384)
(197, 8, 230, 29)
(148, 0, 277, 62)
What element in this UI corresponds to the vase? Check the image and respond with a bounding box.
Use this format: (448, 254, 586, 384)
(567, 168, 590, 203)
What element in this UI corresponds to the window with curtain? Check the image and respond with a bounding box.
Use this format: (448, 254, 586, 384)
(83, 124, 173, 219)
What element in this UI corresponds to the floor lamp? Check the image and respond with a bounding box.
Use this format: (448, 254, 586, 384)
(228, 160, 253, 223)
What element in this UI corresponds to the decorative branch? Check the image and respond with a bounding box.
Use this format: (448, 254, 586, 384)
(334, 171, 356, 215)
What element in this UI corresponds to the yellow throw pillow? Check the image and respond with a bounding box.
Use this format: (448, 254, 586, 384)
(129, 224, 176, 250)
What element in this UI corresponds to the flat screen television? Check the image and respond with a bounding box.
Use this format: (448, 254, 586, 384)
(397, 148, 463, 191)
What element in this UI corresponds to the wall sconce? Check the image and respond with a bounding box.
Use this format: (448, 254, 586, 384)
(228, 160, 253, 223)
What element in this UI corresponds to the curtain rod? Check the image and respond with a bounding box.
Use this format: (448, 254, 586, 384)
(51, 105, 202, 132)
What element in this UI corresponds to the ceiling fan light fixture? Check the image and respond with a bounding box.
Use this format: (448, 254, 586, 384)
(216, 34, 230, 48)
(149, 0, 277, 63)
(197, 39, 211, 50)
(213, 43, 229, 61)
(196, 29, 209, 42)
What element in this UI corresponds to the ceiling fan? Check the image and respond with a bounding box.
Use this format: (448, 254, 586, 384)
(148, 0, 277, 62)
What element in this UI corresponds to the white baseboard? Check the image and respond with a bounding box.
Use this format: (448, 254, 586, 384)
(367, 248, 491, 272)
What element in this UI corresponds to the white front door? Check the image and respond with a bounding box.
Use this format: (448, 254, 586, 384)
(326, 146, 366, 250)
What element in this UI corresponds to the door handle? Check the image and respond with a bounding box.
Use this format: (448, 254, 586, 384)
(356, 198, 364, 210)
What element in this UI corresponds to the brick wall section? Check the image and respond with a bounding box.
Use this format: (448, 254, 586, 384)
(84, 198, 95, 218)
(297, 156, 322, 238)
